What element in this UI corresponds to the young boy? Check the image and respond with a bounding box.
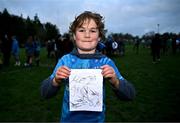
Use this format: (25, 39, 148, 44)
(41, 11, 136, 122)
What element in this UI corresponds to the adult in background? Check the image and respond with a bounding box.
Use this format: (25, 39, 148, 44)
(97, 40, 106, 54)
(133, 38, 140, 54)
(151, 33, 161, 63)
(62, 33, 74, 55)
(1, 34, 12, 66)
(172, 35, 177, 54)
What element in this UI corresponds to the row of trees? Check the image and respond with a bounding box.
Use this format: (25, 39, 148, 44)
(0, 8, 59, 47)
(1, 8, 179, 47)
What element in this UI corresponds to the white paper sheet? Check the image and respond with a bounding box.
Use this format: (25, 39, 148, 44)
(69, 69, 103, 112)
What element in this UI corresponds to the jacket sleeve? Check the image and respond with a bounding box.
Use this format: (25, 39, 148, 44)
(40, 77, 60, 99)
(112, 79, 136, 101)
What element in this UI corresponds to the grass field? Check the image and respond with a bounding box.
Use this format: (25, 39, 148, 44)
(0, 45, 180, 122)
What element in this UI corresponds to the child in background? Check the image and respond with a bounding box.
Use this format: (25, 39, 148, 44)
(11, 35, 21, 66)
(41, 11, 136, 122)
(34, 36, 41, 66)
(24, 36, 34, 67)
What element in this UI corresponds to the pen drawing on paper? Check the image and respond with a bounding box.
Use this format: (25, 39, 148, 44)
(69, 69, 103, 112)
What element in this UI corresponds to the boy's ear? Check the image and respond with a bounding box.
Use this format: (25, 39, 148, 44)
(98, 37, 101, 42)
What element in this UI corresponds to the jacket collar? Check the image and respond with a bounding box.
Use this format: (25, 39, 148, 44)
(70, 48, 105, 59)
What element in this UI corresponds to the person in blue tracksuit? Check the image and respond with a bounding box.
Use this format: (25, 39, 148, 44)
(11, 35, 21, 66)
(41, 11, 136, 122)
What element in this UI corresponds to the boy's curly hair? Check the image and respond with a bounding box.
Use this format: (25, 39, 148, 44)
(69, 11, 105, 38)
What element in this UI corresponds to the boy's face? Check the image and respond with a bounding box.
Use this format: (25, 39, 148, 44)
(73, 19, 100, 54)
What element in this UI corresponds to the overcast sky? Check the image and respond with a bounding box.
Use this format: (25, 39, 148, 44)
(0, 0, 180, 36)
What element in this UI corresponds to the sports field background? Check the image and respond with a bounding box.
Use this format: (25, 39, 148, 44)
(0, 45, 180, 122)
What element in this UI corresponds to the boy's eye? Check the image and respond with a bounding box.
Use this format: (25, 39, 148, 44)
(77, 28, 98, 33)
(78, 29, 85, 32)
(90, 29, 97, 33)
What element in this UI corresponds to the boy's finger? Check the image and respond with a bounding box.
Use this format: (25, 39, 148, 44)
(62, 66, 71, 71)
(100, 65, 109, 69)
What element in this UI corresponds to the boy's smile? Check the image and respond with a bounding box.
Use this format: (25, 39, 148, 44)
(74, 19, 100, 54)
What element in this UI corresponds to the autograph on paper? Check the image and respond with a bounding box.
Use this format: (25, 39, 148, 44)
(69, 69, 103, 112)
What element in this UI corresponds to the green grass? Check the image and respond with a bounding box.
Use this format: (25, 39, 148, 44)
(0, 45, 180, 122)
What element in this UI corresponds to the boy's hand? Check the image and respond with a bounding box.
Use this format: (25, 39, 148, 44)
(101, 65, 119, 88)
(53, 66, 71, 86)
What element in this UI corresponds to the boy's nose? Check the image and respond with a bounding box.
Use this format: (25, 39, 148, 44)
(85, 31, 90, 37)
